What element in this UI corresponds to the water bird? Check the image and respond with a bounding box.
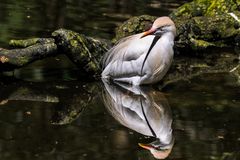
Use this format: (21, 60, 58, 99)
(102, 81, 174, 159)
(101, 16, 176, 85)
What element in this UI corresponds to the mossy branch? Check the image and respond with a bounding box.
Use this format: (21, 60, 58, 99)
(0, 42, 57, 71)
(9, 38, 55, 48)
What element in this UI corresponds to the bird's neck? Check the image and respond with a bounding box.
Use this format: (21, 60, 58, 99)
(161, 32, 175, 41)
(159, 32, 175, 47)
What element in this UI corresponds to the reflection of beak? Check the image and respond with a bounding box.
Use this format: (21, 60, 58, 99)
(140, 27, 156, 38)
(138, 143, 173, 159)
(138, 143, 154, 150)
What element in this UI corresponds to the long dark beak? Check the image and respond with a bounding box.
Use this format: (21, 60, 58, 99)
(140, 27, 156, 38)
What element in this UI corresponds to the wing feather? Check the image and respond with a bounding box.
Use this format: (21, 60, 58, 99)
(102, 33, 144, 69)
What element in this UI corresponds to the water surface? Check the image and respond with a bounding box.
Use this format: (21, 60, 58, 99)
(0, 73, 239, 160)
(0, 0, 189, 46)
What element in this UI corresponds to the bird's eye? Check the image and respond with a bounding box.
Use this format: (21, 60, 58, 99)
(158, 27, 163, 31)
(155, 28, 163, 34)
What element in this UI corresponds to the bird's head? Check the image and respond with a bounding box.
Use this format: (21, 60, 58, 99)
(138, 137, 174, 159)
(141, 16, 176, 38)
(138, 142, 173, 159)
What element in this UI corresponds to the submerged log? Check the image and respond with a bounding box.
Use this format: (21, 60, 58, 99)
(52, 29, 111, 77)
(0, 29, 111, 78)
(0, 42, 57, 71)
(9, 38, 55, 48)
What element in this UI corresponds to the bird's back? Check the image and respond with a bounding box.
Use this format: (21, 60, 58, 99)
(102, 33, 152, 68)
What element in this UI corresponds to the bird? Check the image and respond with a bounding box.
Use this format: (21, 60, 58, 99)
(101, 16, 176, 85)
(102, 81, 174, 159)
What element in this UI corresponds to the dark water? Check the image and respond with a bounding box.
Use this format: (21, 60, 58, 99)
(0, 73, 239, 160)
(0, 0, 240, 160)
(0, 0, 189, 45)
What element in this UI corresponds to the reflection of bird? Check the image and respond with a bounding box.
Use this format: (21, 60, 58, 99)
(102, 81, 174, 159)
(101, 16, 176, 85)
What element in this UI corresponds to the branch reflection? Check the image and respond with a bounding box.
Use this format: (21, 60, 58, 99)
(102, 81, 174, 159)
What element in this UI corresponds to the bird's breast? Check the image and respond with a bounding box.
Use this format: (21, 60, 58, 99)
(139, 35, 174, 83)
(143, 37, 173, 66)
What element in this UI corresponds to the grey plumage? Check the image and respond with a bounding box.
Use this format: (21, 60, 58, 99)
(102, 16, 176, 85)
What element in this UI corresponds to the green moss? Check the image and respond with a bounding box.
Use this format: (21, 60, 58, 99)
(70, 39, 79, 47)
(18, 57, 30, 66)
(9, 38, 55, 48)
(237, 0, 240, 6)
(52, 110, 81, 125)
(9, 38, 39, 48)
(170, 0, 211, 18)
(170, 0, 240, 18)
(190, 38, 215, 49)
(86, 61, 98, 72)
(52, 29, 110, 76)
(114, 15, 156, 42)
(116, 0, 240, 51)
(205, 0, 238, 16)
(173, 11, 240, 50)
